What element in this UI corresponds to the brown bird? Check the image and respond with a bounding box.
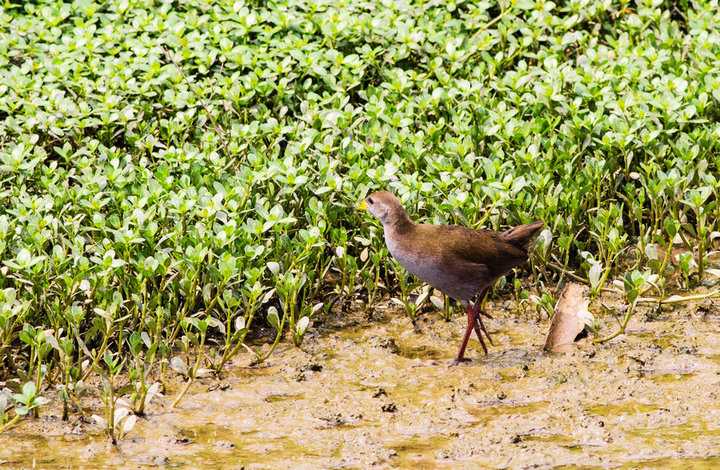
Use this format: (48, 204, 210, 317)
(358, 191, 543, 364)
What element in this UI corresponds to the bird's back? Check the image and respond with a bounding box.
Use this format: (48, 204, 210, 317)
(386, 220, 543, 303)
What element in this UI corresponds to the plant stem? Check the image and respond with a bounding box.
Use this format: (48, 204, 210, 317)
(636, 289, 720, 304)
(256, 307, 287, 363)
(172, 329, 207, 408)
(0, 415, 21, 434)
(594, 300, 637, 343)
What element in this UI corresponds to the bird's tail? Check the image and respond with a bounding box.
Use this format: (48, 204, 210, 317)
(501, 221, 544, 248)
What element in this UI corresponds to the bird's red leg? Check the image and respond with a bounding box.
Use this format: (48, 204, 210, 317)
(452, 306, 476, 365)
(472, 288, 490, 317)
(478, 309, 493, 319)
(471, 288, 494, 350)
(474, 315, 494, 347)
(472, 317, 488, 354)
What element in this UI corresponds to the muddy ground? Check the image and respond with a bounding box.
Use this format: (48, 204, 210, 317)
(2, 291, 720, 469)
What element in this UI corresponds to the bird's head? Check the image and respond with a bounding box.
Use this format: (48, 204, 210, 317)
(356, 191, 408, 226)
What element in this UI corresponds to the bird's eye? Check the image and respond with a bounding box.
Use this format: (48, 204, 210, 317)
(367, 197, 374, 204)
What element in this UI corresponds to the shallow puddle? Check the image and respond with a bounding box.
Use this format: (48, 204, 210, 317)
(618, 455, 720, 469)
(2, 294, 720, 468)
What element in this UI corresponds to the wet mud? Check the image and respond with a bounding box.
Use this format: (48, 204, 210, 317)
(2, 293, 720, 469)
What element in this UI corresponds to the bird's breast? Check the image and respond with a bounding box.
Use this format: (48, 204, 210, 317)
(385, 232, 446, 285)
(385, 233, 424, 274)
(384, 229, 492, 303)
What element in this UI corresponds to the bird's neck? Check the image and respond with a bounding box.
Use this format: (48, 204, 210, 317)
(383, 212, 414, 236)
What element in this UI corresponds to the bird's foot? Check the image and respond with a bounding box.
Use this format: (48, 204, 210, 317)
(471, 310, 494, 353)
(476, 315, 494, 341)
(478, 309, 493, 319)
(451, 357, 472, 366)
(472, 322, 489, 354)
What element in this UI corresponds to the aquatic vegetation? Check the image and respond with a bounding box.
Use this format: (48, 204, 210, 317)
(92, 352, 137, 444)
(0, 0, 718, 434)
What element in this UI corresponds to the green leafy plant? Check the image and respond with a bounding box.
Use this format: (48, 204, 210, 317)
(0, 382, 49, 434)
(127, 332, 163, 415)
(171, 316, 211, 408)
(17, 325, 52, 416)
(390, 258, 425, 321)
(596, 270, 650, 343)
(93, 352, 134, 444)
(0, 0, 718, 424)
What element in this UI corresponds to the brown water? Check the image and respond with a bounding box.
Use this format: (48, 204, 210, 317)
(2, 294, 720, 469)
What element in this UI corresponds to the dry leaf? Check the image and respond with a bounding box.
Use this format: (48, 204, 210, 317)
(544, 283, 592, 353)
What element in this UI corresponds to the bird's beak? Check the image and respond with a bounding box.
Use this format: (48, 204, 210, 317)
(355, 200, 367, 211)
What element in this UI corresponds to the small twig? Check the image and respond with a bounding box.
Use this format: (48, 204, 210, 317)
(612, 8, 635, 20)
(160, 46, 230, 158)
(636, 289, 720, 305)
(473, 202, 497, 229)
(459, 0, 518, 65)
(471, 0, 518, 40)
(599, 302, 623, 327)
(602, 287, 625, 295)
(545, 262, 624, 296)
(595, 289, 720, 344)
(546, 262, 586, 283)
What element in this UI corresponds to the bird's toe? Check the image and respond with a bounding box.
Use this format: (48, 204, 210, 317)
(450, 357, 472, 366)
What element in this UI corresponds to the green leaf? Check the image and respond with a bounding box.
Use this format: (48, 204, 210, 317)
(588, 263, 603, 290)
(266, 307, 280, 331)
(645, 244, 658, 261)
(235, 316, 246, 332)
(22, 382, 36, 399)
(296, 316, 310, 336)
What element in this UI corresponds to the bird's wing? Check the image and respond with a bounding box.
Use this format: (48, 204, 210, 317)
(415, 224, 527, 276)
